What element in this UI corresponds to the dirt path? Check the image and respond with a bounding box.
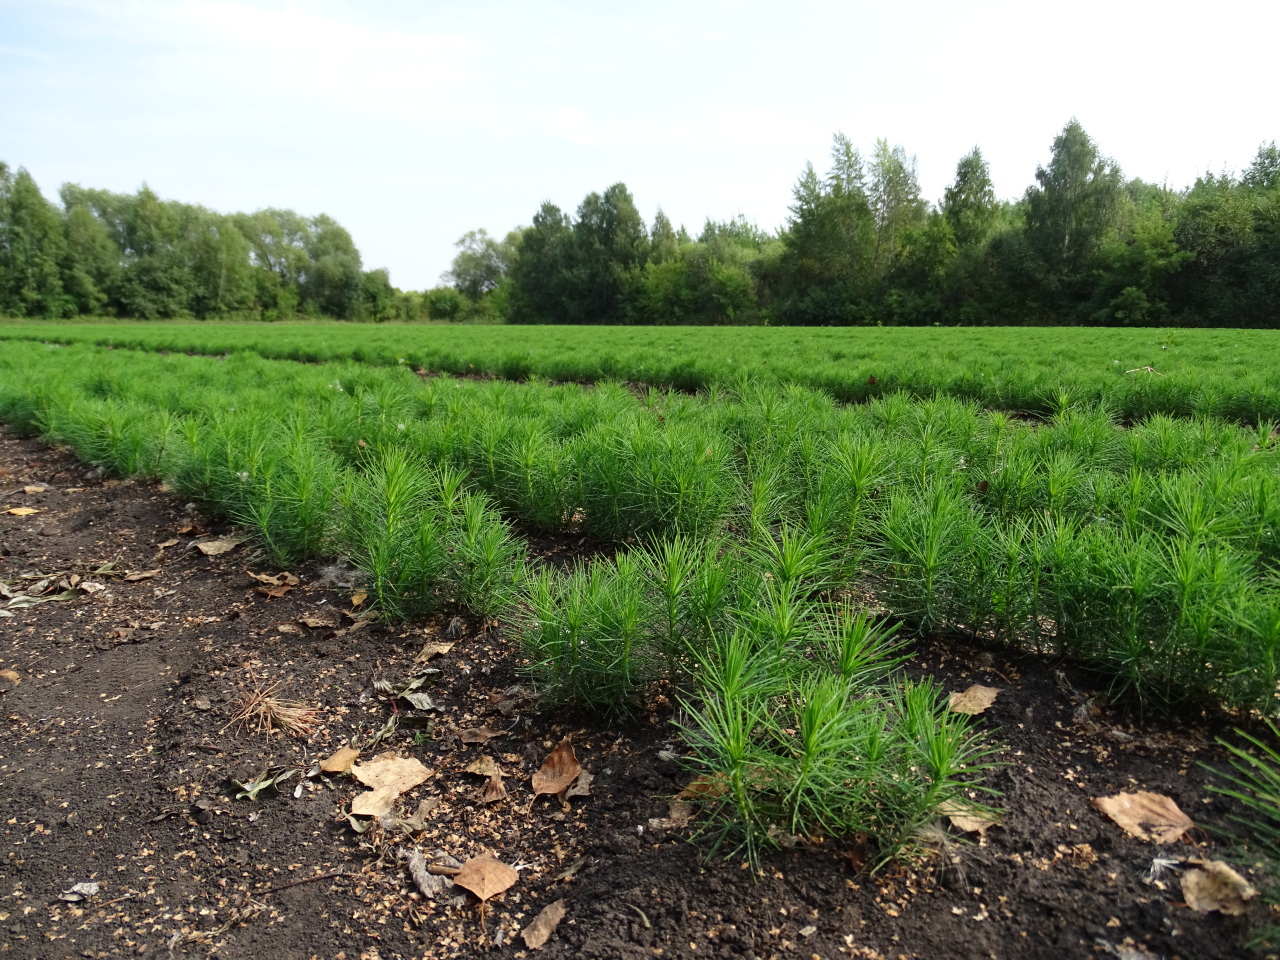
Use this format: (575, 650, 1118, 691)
(0, 428, 1265, 960)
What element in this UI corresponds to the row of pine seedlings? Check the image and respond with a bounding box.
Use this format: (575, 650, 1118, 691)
(8, 324, 1280, 425)
(2, 341, 1279, 866)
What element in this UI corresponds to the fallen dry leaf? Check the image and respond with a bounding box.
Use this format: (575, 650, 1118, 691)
(299, 613, 340, 629)
(1182, 859, 1257, 915)
(351, 784, 399, 817)
(350, 591, 368, 607)
(453, 856, 518, 902)
(480, 774, 507, 803)
(677, 773, 730, 800)
(465, 756, 502, 778)
(949, 684, 999, 715)
(274, 622, 302, 635)
(563, 770, 594, 800)
(123, 569, 160, 582)
(156, 538, 179, 549)
(0, 669, 21, 691)
(668, 800, 695, 826)
(248, 571, 300, 586)
(6, 507, 41, 516)
(940, 799, 1002, 837)
(414, 641, 454, 664)
(521, 899, 567, 949)
(195, 538, 243, 556)
(1092, 791, 1193, 843)
(77, 581, 105, 595)
(22, 485, 47, 494)
(256, 584, 293, 600)
(460, 725, 505, 744)
(320, 747, 360, 774)
(532, 739, 581, 798)
(352, 753, 431, 795)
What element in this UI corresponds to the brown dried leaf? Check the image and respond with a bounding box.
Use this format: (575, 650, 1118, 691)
(123, 569, 160, 582)
(949, 684, 999, 715)
(320, 746, 360, 774)
(156, 538, 179, 549)
(453, 855, 517, 902)
(248, 571, 300, 586)
(480, 773, 507, 804)
(0, 668, 21, 691)
(195, 538, 243, 556)
(7, 507, 40, 516)
(274, 622, 302, 635)
(22, 485, 47, 494)
(563, 770, 593, 800)
(940, 799, 1002, 837)
(350, 591, 368, 607)
(1182, 859, 1258, 915)
(676, 773, 729, 800)
(1091, 791, 1193, 843)
(256, 584, 293, 600)
(465, 756, 502, 778)
(668, 800, 695, 826)
(521, 898, 567, 950)
(414, 641, 454, 664)
(298, 613, 339, 629)
(459, 725, 505, 744)
(352, 753, 430, 795)
(350, 784, 398, 817)
(532, 739, 581, 797)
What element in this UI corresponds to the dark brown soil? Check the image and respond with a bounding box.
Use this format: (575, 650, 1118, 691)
(0, 429, 1272, 960)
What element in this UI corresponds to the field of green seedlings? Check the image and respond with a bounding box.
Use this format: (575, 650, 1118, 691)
(4, 321, 1280, 421)
(2, 333, 1279, 864)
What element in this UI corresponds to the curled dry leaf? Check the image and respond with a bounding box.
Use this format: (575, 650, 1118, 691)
(1181, 859, 1257, 915)
(480, 774, 507, 803)
(1091, 791, 1192, 844)
(7, 507, 41, 516)
(949, 684, 999, 715)
(465, 756, 502, 778)
(532, 739, 581, 797)
(156, 538, 179, 549)
(350, 591, 368, 607)
(521, 899, 567, 950)
(320, 746, 360, 774)
(299, 613, 340, 629)
(460, 725, 505, 744)
(453, 855, 518, 902)
(940, 799, 1002, 837)
(123, 569, 160, 582)
(414, 641, 454, 664)
(404, 848, 453, 901)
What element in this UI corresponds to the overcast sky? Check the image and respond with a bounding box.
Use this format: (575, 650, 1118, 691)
(2, 0, 1276, 290)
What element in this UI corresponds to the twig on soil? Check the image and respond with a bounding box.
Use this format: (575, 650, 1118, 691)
(261, 870, 359, 895)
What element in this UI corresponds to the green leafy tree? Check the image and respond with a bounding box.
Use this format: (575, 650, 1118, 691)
(444, 228, 515, 300)
(302, 214, 362, 318)
(1023, 120, 1124, 312)
(868, 139, 927, 273)
(507, 202, 572, 323)
(0, 166, 73, 317)
(943, 147, 998, 248)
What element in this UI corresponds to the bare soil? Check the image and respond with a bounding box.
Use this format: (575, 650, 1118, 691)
(0, 428, 1270, 960)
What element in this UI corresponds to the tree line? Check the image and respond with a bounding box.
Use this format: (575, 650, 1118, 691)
(0, 169, 443, 321)
(451, 121, 1278, 327)
(3, 120, 1278, 325)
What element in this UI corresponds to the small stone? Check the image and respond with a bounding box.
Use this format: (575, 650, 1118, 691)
(193, 697, 212, 712)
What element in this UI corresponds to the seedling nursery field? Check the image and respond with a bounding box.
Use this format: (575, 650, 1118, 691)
(1, 321, 1279, 960)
